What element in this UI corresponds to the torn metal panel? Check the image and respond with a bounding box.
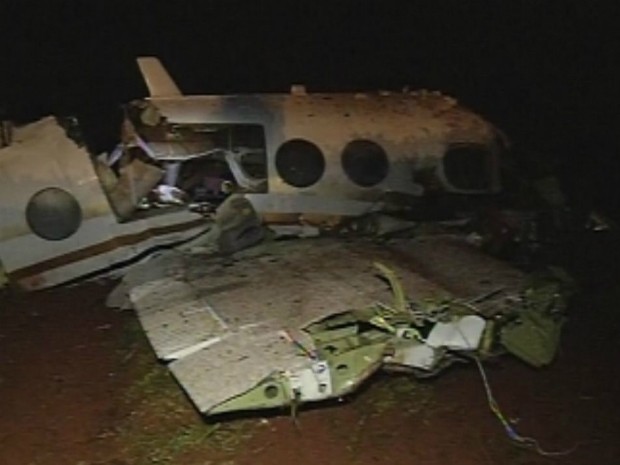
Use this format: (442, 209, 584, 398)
(500, 310, 563, 367)
(124, 234, 531, 415)
(498, 269, 572, 367)
(96, 157, 164, 220)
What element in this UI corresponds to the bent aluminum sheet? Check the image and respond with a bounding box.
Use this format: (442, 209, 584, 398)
(123, 235, 524, 414)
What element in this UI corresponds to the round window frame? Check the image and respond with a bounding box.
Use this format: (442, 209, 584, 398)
(25, 187, 83, 241)
(340, 139, 389, 187)
(275, 138, 326, 188)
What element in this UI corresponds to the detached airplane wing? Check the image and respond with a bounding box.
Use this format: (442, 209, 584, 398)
(116, 233, 568, 417)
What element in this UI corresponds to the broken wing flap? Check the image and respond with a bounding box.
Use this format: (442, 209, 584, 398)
(124, 239, 572, 418)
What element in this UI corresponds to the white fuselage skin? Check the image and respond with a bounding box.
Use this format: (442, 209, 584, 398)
(0, 88, 501, 291)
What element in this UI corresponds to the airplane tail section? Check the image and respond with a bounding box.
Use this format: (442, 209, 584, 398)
(137, 57, 182, 97)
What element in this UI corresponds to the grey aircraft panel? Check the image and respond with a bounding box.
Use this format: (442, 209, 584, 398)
(124, 235, 525, 414)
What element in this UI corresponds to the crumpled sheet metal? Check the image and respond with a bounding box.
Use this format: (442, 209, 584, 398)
(123, 235, 525, 414)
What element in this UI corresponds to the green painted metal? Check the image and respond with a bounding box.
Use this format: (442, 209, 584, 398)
(209, 376, 291, 415)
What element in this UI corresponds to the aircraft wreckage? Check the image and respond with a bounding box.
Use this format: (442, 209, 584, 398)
(0, 58, 571, 417)
(111, 235, 571, 416)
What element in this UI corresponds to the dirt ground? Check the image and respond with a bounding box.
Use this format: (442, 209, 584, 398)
(1, 232, 619, 465)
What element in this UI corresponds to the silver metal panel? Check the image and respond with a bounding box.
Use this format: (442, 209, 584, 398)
(124, 235, 525, 414)
(130, 275, 226, 361)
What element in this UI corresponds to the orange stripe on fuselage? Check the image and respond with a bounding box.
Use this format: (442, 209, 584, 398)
(8, 218, 208, 282)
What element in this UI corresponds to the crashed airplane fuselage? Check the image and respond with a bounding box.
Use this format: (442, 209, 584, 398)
(0, 57, 502, 290)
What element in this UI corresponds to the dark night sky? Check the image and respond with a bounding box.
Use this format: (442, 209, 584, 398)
(1, 1, 619, 210)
